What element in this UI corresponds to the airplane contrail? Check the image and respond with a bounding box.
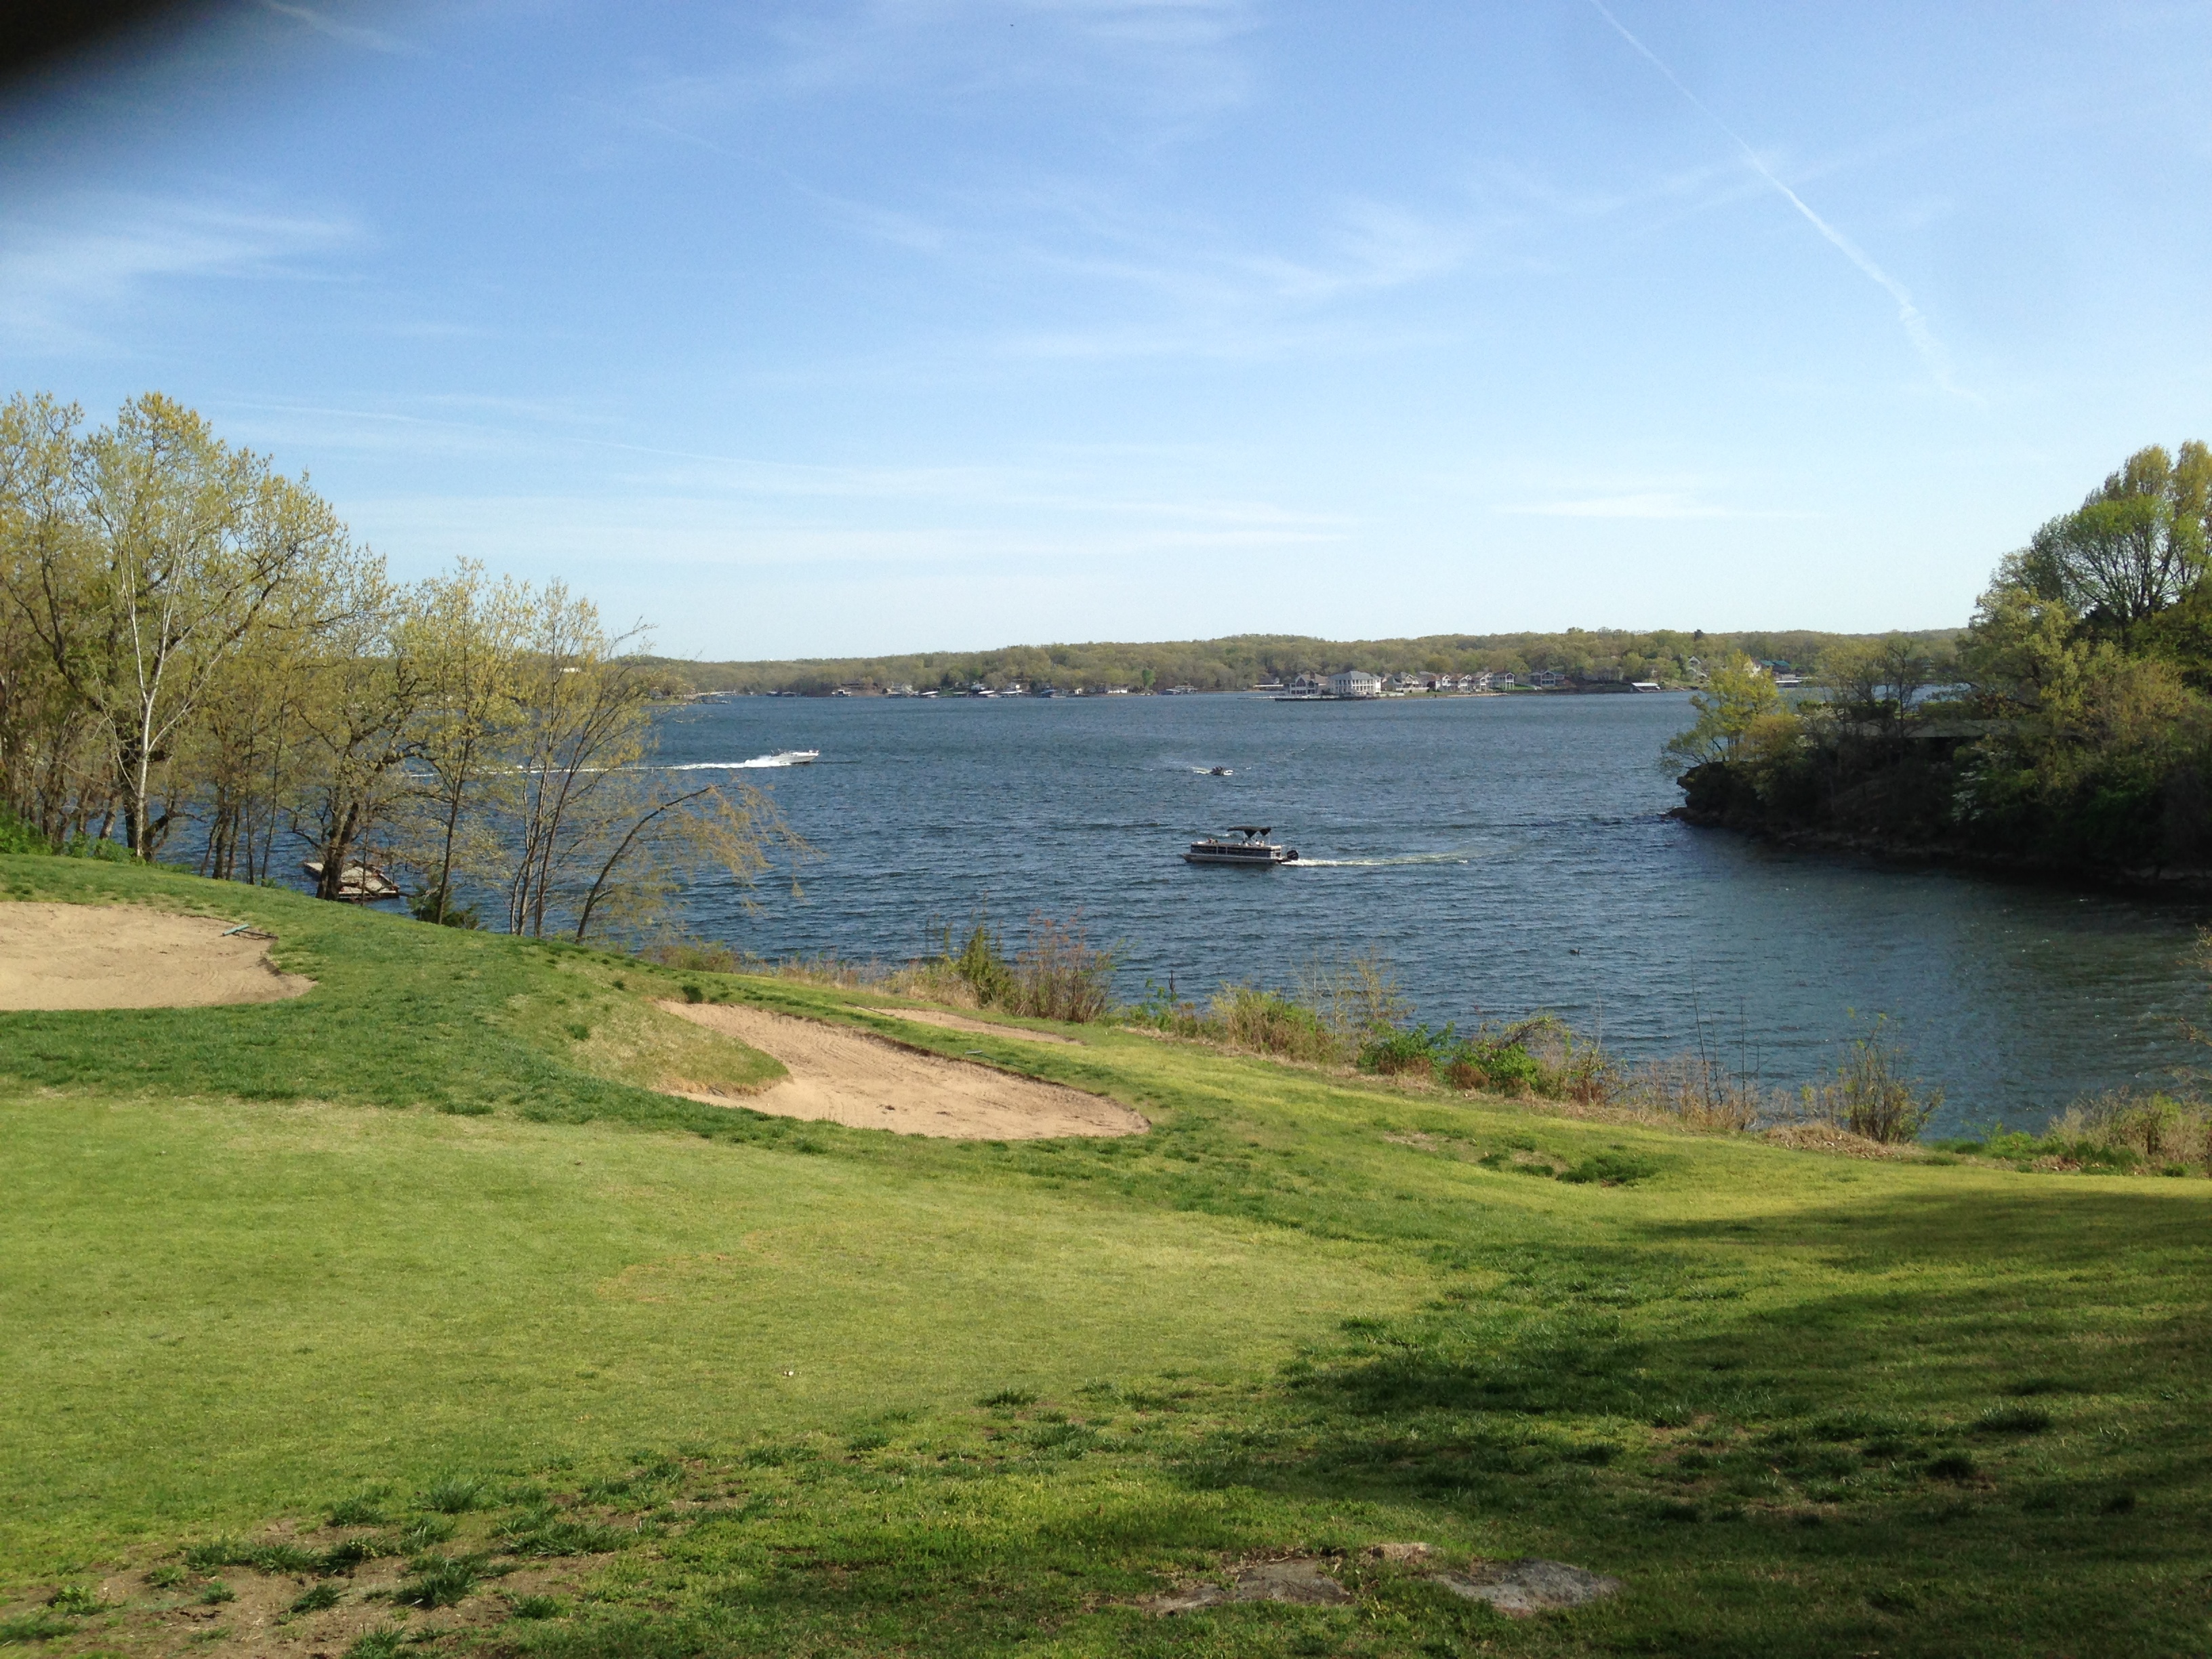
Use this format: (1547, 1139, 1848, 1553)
(1586, 0, 1967, 397)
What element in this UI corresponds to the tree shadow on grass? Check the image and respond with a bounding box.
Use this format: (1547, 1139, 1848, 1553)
(1152, 1187, 2212, 1657)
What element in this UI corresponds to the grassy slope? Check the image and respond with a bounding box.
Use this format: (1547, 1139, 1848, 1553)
(1, 859, 2209, 1658)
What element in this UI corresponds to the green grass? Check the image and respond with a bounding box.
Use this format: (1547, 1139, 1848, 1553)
(2, 858, 2210, 1656)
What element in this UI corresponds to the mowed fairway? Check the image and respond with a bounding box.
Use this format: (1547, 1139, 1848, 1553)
(3, 858, 2211, 1658)
(0, 1096, 1414, 1568)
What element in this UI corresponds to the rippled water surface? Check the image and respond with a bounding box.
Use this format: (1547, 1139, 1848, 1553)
(655, 692, 2208, 1132)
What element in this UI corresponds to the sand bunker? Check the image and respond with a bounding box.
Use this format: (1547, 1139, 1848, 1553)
(859, 1007, 1082, 1045)
(660, 1000, 1145, 1140)
(0, 903, 314, 1011)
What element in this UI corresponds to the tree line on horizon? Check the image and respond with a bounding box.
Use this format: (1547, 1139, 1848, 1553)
(1667, 439, 2212, 875)
(654, 626, 1957, 698)
(0, 392, 800, 937)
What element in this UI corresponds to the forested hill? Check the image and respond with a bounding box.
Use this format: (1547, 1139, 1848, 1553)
(651, 627, 1954, 696)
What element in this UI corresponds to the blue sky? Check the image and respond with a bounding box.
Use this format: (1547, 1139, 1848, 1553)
(4, 1, 2209, 659)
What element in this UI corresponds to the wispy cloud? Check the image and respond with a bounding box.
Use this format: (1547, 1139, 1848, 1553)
(0, 197, 359, 353)
(256, 1, 422, 56)
(1497, 491, 1809, 521)
(1586, 0, 1970, 398)
(218, 396, 1343, 534)
(659, 0, 1261, 134)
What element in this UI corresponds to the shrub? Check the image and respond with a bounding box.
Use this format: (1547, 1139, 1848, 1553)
(951, 924, 1017, 1008)
(2049, 1090, 2212, 1171)
(1359, 1024, 1445, 1078)
(510, 1595, 566, 1620)
(289, 1583, 344, 1614)
(409, 885, 482, 928)
(1008, 912, 1116, 1023)
(1802, 1017, 1942, 1142)
(45, 1586, 104, 1616)
(642, 939, 741, 972)
(1208, 984, 1343, 1064)
(0, 805, 54, 855)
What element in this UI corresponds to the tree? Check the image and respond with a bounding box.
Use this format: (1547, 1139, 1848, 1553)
(399, 561, 525, 924)
(290, 554, 427, 900)
(0, 393, 347, 858)
(2016, 442, 2210, 649)
(569, 778, 809, 945)
(1662, 654, 1784, 772)
(498, 585, 656, 936)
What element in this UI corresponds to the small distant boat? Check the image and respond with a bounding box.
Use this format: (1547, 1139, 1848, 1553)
(300, 861, 402, 901)
(1208, 766, 1233, 776)
(1184, 826, 1296, 867)
(777, 749, 820, 764)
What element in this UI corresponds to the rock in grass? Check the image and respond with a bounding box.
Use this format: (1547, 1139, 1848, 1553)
(1432, 1557, 1623, 1617)
(1142, 1557, 1351, 1612)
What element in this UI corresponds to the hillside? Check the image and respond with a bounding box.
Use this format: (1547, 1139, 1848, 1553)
(649, 628, 1960, 697)
(0, 859, 2205, 1658)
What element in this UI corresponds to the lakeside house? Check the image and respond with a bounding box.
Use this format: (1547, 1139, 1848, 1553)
(1326, 670, 1383, 699)
(1529, 669, 1567, 689)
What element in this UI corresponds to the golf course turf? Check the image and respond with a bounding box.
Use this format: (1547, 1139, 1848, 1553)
(2, 858, 2208, 1657)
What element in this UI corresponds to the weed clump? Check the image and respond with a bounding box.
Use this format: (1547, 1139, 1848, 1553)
(325, 1491, 389, 1527)
(421, 1473, 487, 1513)
(1975, 1405, 2053, 1435)
(396, 1515, 457, 1551)
(0, 1614, 77, 1643)
(391, 1557, 478, 1608)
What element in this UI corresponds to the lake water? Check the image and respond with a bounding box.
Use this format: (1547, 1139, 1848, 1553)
(652, 691, 2209, 1134)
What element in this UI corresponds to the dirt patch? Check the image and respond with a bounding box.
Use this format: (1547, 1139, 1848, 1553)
(659, 1001, 1147, 1140)
(859, 1006, 1082, 1045)
(1141, 1549, 1621, 1620)
(1141, 1557, 1351, 1612)
(1432, 1557, 1624, 1616)
(0, 903, 313, 1011)
(39, 1517, 609, 1659)
(1761, 1122, 1920, 1160)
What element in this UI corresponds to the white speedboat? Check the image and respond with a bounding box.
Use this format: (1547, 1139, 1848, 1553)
(1183, 826, 1296, 866)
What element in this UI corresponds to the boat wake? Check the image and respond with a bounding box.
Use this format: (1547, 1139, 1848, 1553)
(1294, 850, 1479, 868)
(668, 751, 819, 770)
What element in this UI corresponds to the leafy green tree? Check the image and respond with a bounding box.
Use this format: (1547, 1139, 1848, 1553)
(2016, 443, 2209, 649)
(1662, 655, 1785, 773)
(0, 393, 348, 859)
